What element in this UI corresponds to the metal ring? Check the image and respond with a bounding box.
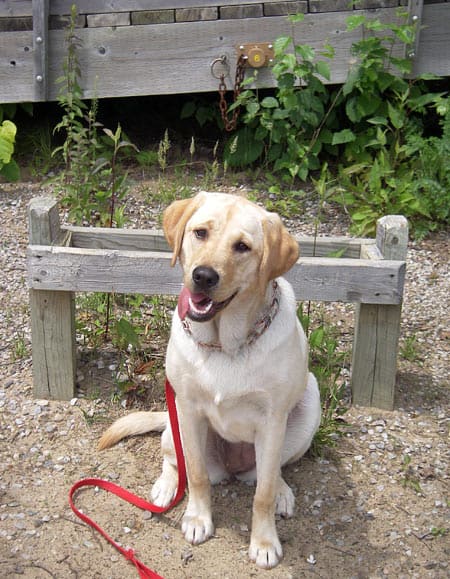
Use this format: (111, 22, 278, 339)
(210, 55, 230, 79)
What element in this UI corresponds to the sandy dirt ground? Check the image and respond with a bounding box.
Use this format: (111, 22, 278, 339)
(0, 183, 448, 578)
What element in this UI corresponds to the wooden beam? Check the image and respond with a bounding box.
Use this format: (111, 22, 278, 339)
(66, 224, 370, 258)
(28, 197, 76, 400)
(27, 245, 405, 304)
(1, 4, 449, 102)
(351, 215, 408, 409)
(32, 0, 48, 101)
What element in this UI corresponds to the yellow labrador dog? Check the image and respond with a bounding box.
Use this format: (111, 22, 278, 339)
(99, 192, 321, 569)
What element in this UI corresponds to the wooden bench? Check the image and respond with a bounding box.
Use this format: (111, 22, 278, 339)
(27, 196, 407, 409)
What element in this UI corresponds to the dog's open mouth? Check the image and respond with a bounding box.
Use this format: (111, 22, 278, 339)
(178, 287, 237, 322)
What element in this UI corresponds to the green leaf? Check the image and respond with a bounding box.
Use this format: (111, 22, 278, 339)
(295, 44, 315, 61)
(387, 102, 404, 129)
(310, 327, 325, 348)
(261, 97, 279, 109)
(246, 101, 260, 118)
(0, 120, 16, 164)
(223, 127, 264, 167)
(282, 53, 297, 70)
(180, 101, 196, 119)
(367, 116, 388, 126)
(0, 159, 20, 181)
(332, 129, 356, 145)
(288, 13, 305, 24)
(346, 14, 366, 32)
(274, 36, 291, 57)
(316, 60, 330, 81)
(115, 318, 140, 349)
(102, 128, 115, 140)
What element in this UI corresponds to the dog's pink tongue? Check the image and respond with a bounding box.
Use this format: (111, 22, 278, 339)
(177, 287, 209, 320)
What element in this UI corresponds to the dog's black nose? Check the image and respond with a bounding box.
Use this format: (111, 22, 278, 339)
(192, 266, 219, 291)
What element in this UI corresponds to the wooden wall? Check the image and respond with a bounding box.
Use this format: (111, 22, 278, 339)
(0, 1, 448, 103)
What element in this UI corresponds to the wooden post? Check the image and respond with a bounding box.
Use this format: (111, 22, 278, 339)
(28, 197, 76, 400)
(351, 216, 408, 409)
(32, 0, 49, 101)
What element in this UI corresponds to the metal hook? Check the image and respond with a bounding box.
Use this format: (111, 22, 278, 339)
(210, 55, 230, 79)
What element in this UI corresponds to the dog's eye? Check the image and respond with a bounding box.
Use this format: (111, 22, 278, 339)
(234, 241, 251, 253)
(194, 229, 208, 240)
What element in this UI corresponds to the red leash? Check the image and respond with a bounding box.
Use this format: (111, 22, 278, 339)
(69, 379, 187, 579)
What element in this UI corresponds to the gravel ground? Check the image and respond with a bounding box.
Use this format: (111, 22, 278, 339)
(0, 181, 449, 579)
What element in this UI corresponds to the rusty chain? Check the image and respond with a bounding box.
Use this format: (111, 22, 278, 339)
(218, 55, 246, 132)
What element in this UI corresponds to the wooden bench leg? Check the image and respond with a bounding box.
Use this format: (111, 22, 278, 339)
(30, 289, 76, 400)
(28, 197, 76, 400)
(351, 216, 408, 409)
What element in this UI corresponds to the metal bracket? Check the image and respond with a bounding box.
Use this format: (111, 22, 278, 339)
(236, 43, 274, 68)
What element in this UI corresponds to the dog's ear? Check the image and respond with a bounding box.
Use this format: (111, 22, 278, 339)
(260, 214, 299, 282)
(163, 196, 200, 266)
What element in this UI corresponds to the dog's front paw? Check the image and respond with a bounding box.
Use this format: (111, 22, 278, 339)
(275, 478, 295, 518)
(151, 474, 177, 508)
(249, 535, 283, 569)
(182, 513, 214, 545)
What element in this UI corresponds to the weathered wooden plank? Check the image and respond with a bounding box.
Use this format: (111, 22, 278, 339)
(87, 12, 130, 27)
(356, 0, 399, 8)
(351, 303, 404, 409)
(412, 3, 450, 76)
(0, 9, 390, 101)
(176, 7, 219, 22)
(0, 0, 413, 17)
(131, 10, 175, 25)
(28, 197, 62, 245)
(264, 2, 307, 17)
(42, 8, 403, 98)
(0, 16, 32, 31)
(66, 224, 370, 258)
(286, 257, 405, 304)
(309, 0, 350, 12)
(352, 215, 408, 409)
(49, 1, 297, 15)
(1, 5, 448, 102)
(406, 0, 423, 61)
(0, 1, 32, 18)
(29, 289, 76, 400)
(27, 245, 405, 304)
(0, 31, 34, 102)
(220, 4, 264, 19)
(32, 0, 49, 101)
(28, 197, 76, 400)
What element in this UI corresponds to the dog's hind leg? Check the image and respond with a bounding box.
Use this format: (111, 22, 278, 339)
(282, 372, 321, 466)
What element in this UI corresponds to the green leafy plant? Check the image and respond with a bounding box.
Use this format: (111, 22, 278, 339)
(225, 14, 337, 182)
(53, 4, 137, 226)
(333, 12, 448, 237)
(0, 119, 19, 181)
(0, 102, 33, 181)
(400, 334, 421, 363)
(298, 306, 349, 456)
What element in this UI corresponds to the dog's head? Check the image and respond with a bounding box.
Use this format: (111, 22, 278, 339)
(163, 192, 299, 322)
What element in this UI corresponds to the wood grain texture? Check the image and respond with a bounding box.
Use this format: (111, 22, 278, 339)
(3, 5, 448, 102)
(66, 225, 370, 258)
(32, 0, 48, 101)
(28, 197, 76, 400)
(27, 245, 405, 304)
(29, 289, 76, 400)
(352, 216, 408, 409)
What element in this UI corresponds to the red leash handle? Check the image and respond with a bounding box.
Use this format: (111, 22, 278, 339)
(69, 379, 186, 579)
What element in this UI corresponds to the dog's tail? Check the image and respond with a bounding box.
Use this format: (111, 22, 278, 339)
(98, 411, 168, 450)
